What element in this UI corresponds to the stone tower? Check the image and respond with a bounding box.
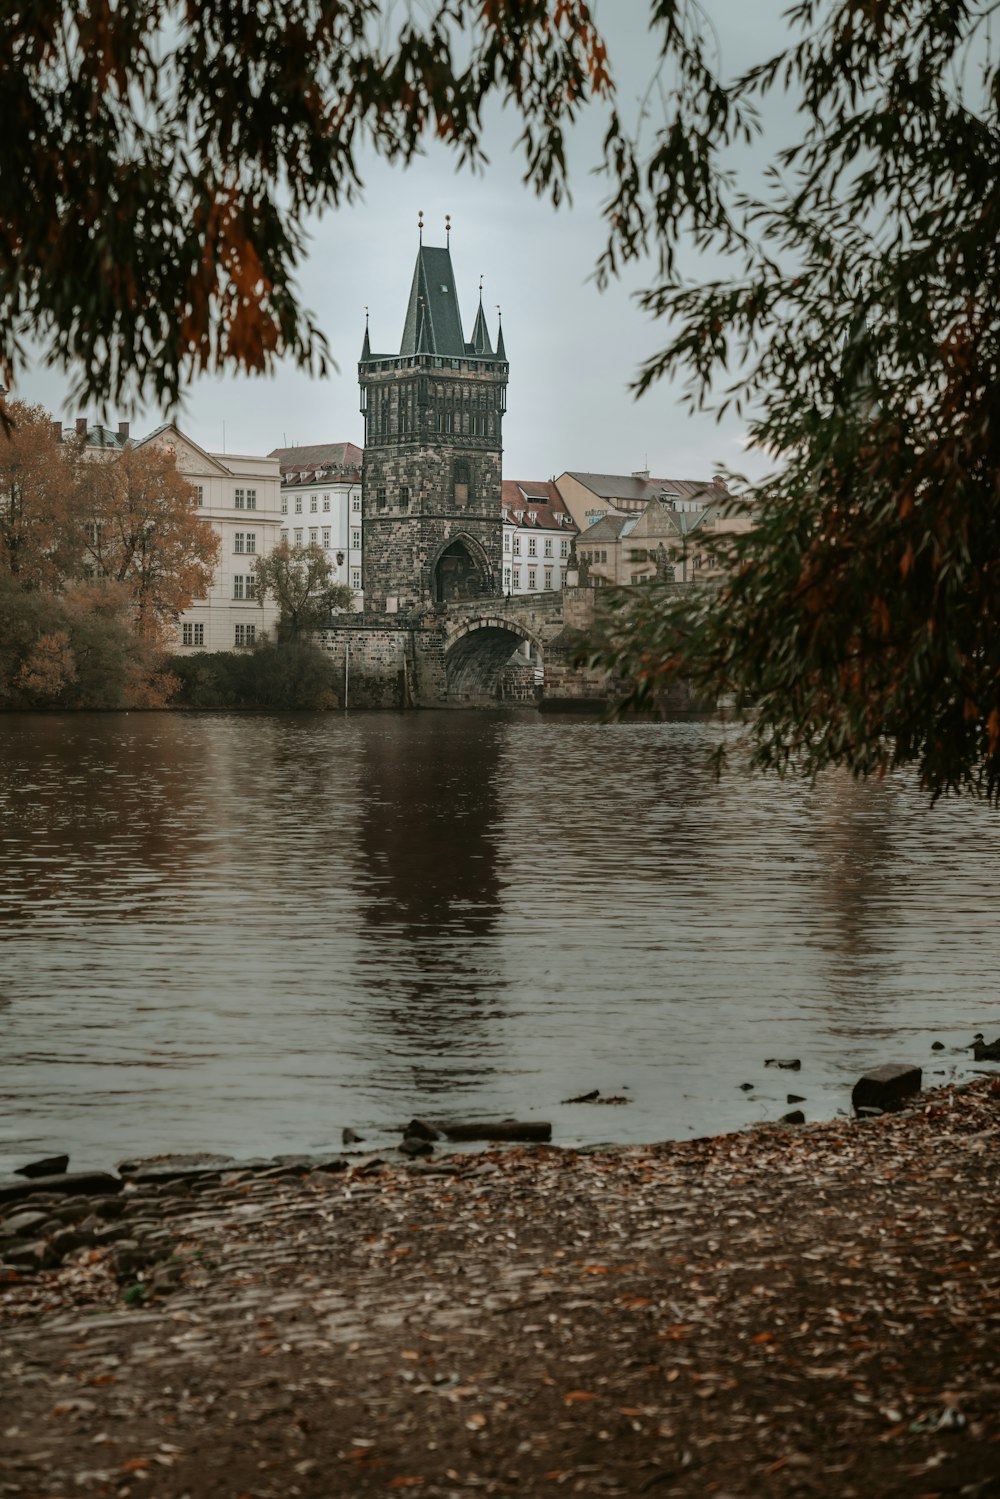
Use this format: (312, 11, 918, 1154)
(359, 238, 508, 613)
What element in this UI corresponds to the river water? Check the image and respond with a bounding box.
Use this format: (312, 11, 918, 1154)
(1, 710, 998, 1174)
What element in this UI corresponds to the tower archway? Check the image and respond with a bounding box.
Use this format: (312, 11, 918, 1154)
(431, 534, 494, 604)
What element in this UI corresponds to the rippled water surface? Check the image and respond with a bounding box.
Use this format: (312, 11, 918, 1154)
(1, 710, 998, 1172)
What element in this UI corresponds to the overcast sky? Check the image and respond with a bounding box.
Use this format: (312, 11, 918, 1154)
(17, 0, 800, 484)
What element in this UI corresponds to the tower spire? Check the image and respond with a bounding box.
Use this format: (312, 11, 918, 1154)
(361, 304, 370, 360)
(495, 304, 506, 361)
(469, 276, 493, 357)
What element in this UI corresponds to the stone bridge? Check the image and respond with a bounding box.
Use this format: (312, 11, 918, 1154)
(318, 588, 597, 708)
(441, 591, 569, 704)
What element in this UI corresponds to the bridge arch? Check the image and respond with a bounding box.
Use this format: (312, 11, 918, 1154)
(444, 616, 543, 705)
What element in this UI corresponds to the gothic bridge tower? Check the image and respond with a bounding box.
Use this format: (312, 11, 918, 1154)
(359, 229, 507, 612)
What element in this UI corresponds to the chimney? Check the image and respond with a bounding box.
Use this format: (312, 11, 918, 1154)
(76, 417, 87, 437)
(631, 468, 650, 480)
(118, 421, 130, 440)
(50, 422, 62, 443)
(712, 474, 728, 490)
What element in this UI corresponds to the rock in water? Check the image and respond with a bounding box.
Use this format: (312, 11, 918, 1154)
(402, 1118, 440, 1142)
(852, 1064, 922, 1115)
(0, 1171, 122, 1207)
(15, 1154, 69, 1178)
(399, 1136, 434, 1158)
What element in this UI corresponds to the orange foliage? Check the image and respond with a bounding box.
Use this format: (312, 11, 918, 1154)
(83, 445, 219, 641)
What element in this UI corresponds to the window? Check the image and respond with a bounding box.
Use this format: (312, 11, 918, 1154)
(503, 533, 511, 552)
(294, 528, 303, 545)
(323, 497, 330, 512)
(513, 568, 521, 589)
(233, 575, 244, 600)
(351, 568, 361, 589)
(233, 575, 256, 601)
(503, 567, 511, 590)
(453, 457, 470, 506)
(309, 496, 317, 513)
(528, 538, 537, 557)
(196, 486, 204, 508)
(512, 536, 521, 556)
(560, 539, 568, 558)
(322, 528, 331, 548)
(235, 487, 245, 508)
(400, 486, 410, 511)
(245, 532, 256, 554)
(295, 497, 303, 514)
(182, 623, 204, 646)
(544, 539, 553, 557)
(235, 623, 256, 647)
(234, 532, 245, 553)
(352, 495, 361, 512)
(351, 529, 361, 549)
(280, 527, 288, 543)
(544, 569, 553, 589)
(528, 568, 536, 590)
(309, 527, 318, 545)
(376, 487, 387, 509)
(245, 489, 256, 510)
(280, 495, 288, 514)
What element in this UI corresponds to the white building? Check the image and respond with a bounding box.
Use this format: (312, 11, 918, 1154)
(136, 423, 283, 651)
(268, 442, 364, 606)
(501, 480, 578, 595)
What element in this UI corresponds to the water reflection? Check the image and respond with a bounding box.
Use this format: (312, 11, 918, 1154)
(352, 714, 507, 1094)
(0, 710, 998, 1172)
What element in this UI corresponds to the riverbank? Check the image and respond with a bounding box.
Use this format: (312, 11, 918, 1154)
(2, 1077, 998, 1498)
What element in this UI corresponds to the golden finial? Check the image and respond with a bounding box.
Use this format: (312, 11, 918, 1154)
(445, 213, 452, 246)
(418, 209, 424, 244)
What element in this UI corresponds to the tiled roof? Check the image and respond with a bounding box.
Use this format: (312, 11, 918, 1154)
(563, 471, 728, 506)
(502, 480, 578, 532)
(576, 513, 631, 542)
(269, 442, 363, 481)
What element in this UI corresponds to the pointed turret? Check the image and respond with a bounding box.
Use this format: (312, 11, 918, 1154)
(469, 281, 493, 357)
(415, 296, 434, 355)
(361, 309, 370, 361)
(496, 311, 506, 362)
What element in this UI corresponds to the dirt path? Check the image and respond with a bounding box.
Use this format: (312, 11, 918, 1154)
(2, 1080, 999, 1498)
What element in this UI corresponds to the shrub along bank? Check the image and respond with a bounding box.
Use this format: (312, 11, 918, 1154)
(164, 639, 339, 711)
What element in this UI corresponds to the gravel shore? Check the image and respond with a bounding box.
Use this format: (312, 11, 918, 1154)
(2, 1078, 999, 1498)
